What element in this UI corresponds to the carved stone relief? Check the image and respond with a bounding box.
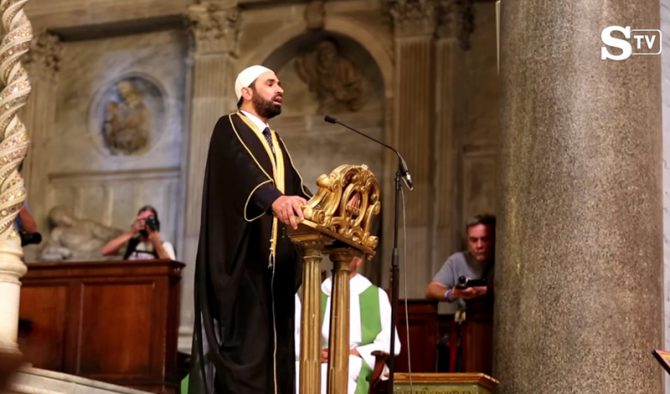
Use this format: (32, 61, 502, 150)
(383, 0, 475, 46)
(294, 39, 366, 114)
(24, 31, 62, 81)
(383, 0, 436, 36)
(435, 0, 475, 49)
(39, 205, 122, 261)
(187, 2, 240, 55)
(92, 76, 165, 156)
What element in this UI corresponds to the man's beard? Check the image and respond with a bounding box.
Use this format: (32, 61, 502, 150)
(252, 92, 282, 119)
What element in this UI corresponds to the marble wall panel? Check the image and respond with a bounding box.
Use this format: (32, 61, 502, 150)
(44, 169, 180, 257)
(33, 28, 187, 260)
(462, 149, 496, 229)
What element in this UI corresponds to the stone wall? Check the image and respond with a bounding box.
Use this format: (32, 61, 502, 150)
(21, 0, 502, 353)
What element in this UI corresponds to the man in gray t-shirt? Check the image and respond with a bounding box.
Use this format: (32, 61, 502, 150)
(431, 251, 487, 311)
(426, 214, 495, 307)
(426, 213, 495, 374)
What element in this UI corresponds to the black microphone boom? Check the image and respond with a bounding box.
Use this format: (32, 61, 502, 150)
(323, 115, 414, 190)
(324, 114, 411, 393)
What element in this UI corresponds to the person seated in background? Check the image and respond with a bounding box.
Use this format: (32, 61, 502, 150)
(295, 255, 400, 394)
(426, 213, 495, 374)
(102, 205, 175, 260)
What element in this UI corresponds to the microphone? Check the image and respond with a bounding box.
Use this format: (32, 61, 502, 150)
(324, 115, 413, 190)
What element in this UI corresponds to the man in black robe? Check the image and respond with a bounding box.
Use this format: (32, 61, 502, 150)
(189, 65, 310, 393)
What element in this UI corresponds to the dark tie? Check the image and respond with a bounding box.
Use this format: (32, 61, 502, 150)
(262, 127, 274, 152)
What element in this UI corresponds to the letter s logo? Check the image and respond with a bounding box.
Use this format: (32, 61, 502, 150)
(601, 25, 632, 61)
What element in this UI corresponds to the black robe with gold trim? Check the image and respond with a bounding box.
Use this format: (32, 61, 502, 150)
(189, 112, 309, 394)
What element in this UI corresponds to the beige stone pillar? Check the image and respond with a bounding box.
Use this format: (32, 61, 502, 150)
(385, 0, 435, 298)
(495, 1, 662, 393)
(21, 32, 61, 231)
(181, 0, 239, 351)
(431, 1, 471, 268)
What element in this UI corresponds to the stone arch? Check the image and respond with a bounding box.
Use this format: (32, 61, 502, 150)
(237, 17, 393, 282)
(238, 17, 393, 99)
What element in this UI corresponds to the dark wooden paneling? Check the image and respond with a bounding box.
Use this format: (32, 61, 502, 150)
(78, 281, 156, 376)
(19, 259, 184, 393)
(19, 284, 68, 370)
(395, 300, 439, 373)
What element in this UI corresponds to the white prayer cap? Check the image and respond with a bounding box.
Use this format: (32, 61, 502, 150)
(235, 65, 273, 101)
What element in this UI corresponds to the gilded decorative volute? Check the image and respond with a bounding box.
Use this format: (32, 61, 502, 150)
(291, 164, 382, 394)
(300, 164, 380, 255)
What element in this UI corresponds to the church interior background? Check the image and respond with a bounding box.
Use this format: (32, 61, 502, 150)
(2, 0, 669, 393)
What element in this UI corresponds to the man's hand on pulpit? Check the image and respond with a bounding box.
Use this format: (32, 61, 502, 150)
(272, 195, 307, 230)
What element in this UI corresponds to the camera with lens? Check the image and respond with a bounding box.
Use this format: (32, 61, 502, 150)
(20, 231, 42, 246)
(140, 216, 161, 237)
(456, 275, 486, 289)
(145, 216, 160, 231)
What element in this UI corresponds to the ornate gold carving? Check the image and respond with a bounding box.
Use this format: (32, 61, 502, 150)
(300, 164, 380, 256)
(436, 0, 475, 49)
(188, 2, 240, 55)
(384, 0, 435, 37)
(291, 165, 380, 394)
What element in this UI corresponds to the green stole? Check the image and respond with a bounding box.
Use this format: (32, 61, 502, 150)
(321, 284, 382, 394)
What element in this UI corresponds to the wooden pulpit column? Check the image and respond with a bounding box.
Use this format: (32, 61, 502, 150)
(289, 165, 381, 394)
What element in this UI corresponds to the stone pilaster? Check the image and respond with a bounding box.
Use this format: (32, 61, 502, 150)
(21, 31, 61, 233)
(180, 1, 240, 352)
(495, 1, 662, 393)
(383, 0, 435, 298)
(430, 0, 472, 273)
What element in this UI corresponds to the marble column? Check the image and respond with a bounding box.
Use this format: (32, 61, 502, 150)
(181, 0, 239, 351)
(21, 32, 61, 231)
(385, 0, 435, 298)
(495, 2, 662, 393)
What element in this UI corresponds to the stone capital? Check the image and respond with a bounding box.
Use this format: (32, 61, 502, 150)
(384, 0, 435, 37)
(187, 2, 240, 55)
(24, 31, 61, 81)
(435, 0, 475, 49)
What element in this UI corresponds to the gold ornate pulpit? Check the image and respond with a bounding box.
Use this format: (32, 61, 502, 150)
(289, 164, 380, 394)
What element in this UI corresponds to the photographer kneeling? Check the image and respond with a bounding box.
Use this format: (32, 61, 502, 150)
(102, 205, 175, 260)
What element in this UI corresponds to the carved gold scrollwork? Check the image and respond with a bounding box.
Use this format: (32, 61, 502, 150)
(301, 164, 380, 255)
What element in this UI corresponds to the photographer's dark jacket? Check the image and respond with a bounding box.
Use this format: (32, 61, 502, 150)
(190, 112, 309, 394)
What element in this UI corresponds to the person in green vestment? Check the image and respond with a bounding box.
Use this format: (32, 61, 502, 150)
(295, 256, 400, 394)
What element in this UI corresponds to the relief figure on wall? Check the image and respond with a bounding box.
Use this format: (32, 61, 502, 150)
(39, 206, 122, 261)
(103, 80, 150, 155)
(295, 39, 365, 113)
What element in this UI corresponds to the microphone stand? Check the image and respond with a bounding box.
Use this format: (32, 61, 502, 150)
(323, 116, 411, 394)
(387, 163, 403, 393)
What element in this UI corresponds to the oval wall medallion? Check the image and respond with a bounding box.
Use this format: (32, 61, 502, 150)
(91, 75, 165, 156)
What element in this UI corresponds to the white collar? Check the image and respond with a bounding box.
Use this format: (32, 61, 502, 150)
(240, 109, 270, 134)
(321, 274, 373, 297)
